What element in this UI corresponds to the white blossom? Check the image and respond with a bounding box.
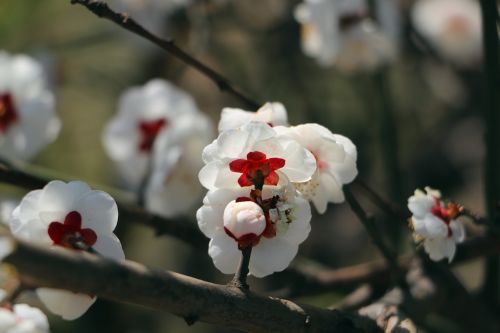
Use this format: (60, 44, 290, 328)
(411, 0, 482, 68)
(408, 187, 465, 263)
(0, 303, 50, 333)
(199, 121, 317, 191)
(8, 180, 125, 320)
(294, 0, 398, 72)
(102, 79, 200, 189)
(218, 102, 288, 132)
(0, 51, 60, 162)
(197, 183, 311, 277)
(144, 111, 214, 217)
(275, 123, 357, 214)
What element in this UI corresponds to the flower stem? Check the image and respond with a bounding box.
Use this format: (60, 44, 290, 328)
(229, 246, 252, 290)
(479, 0, 500, 309)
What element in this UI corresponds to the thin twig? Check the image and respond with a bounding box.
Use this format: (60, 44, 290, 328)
(70, 0, 260, 109)
(344, 186, 400, 274)
(5, 239, 382, 333)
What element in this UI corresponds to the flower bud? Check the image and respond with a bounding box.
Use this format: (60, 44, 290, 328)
(223, 200, 266, 240)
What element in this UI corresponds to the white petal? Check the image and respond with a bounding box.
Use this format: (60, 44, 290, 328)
(408, 194, 434, 218)
(92, 233, 125, 261)
(38, 181, 91, 214)
(250, 237, 299, 277)
(208, 232, 240, 275)
(0, 237, 14, 260)
(279, 140, 317, 183)
(13, 304, 50, 332)
(424, 215, 449, 238)
(218, 108, 253, 132)
(9, 190, 41, 225)
(79, 191, 118, 234)
(280, 195, 311, 244)
(450, 219, 465, 243)
(319, 172, 345, 203)
(36, 288, 96, 320)
(424, 237, 456, 263)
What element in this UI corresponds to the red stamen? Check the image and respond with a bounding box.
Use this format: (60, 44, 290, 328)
(138, 118, 167, 152)
(229, 151, 285, 187)
(48, 211, 97, 250)
(0, 93, 18, 133)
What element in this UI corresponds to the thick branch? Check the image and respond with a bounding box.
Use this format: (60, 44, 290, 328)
(0, 162, 207, 249)
(70, 0, 259, 109)
(5, 239, 381, 333)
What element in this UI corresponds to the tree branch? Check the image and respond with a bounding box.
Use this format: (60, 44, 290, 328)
(69, 0, 259, 109)
(5, 239, 382, 333)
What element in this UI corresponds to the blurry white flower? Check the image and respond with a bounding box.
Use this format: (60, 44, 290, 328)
(411, 0, 482, 68)
(144, 111, 214, 217)
(102, 79, 200, 189)
(218, 102, 288, 132)
(0, 303, 50, 333)
(0, 199, 19, 226)
(9, 180, 125, 320)
(275, 123, 357, 214)
(198, 121, 316, 191)
(408, 187, 465, 263)
(294, 0, 398, 72)
(0, 237, 14, 261)
(197, 183, 311, 277)
(0, 51, 60, 162)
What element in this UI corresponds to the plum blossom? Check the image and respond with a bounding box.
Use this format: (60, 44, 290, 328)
(197, 182, 311, 277)
(102, 79, 200, 188)
(0, 303, 50, 333)
(411, 0, 482, 68)
(199, 121, 317, 191)
(144, 111, 214, 217)
(275, 123, 357, 214)
(0, 51, 60, 162)
(218, 102, 288, 132)
(294, 0, 398, 72)
(9, 180, 125, 320)
(408, 187, 465, 263)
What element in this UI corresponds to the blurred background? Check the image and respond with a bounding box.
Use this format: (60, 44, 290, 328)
(0, 0, 495, 332)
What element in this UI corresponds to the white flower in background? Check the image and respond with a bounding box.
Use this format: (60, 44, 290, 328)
(411, 0, 482, 68)
(0, 199, 19, 226)
(197, 183, 311, 277)
(0, 303, 50, 333)
(9, 180, 125, 320)
(102, 79, 200, 189)
(294, 0, 398, 72)
(408, 187, 465, 263)
(0, 51, 60, 162)
(145, 112, 214, 217)
(218, 102, 288, 132)
(275, 123, 357, 214)
(0, 237, 14, 261)
(199, 121, 316, 191)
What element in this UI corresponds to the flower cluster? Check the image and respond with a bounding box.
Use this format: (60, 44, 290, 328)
(294, 0, 399, 72)
(0, 51, 60, 162)
(103, 78, 214, 217)
(197, 103, 358, 276)
(9, 180, 125, 320)
(408, 187, 465, 262)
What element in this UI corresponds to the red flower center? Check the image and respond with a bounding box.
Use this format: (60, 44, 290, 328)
(431, 198, 461, 237)
(138, 118, 167, 153)
(48, 211, 97, 250)
(229, 151, 285, 188)
(0, 93, 18, 134)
